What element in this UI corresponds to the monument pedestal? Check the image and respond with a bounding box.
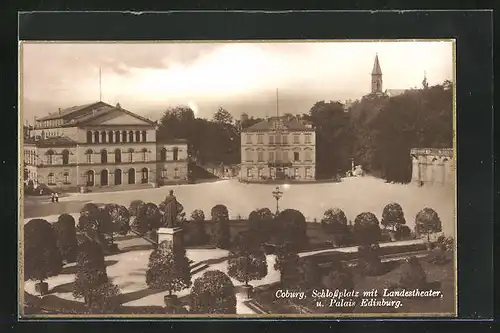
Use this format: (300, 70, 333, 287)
(158, 227, 183, 249)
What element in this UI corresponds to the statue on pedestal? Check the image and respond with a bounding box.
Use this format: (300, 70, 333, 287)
(162, 190, 184, 228)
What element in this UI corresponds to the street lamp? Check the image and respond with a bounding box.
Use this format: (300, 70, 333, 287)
(272, 186, 283, 215)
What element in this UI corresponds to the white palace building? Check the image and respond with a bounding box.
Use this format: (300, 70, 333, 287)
(23, 101, 189, 191)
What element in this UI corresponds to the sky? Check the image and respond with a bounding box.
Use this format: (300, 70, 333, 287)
(20, 41, 454, 123)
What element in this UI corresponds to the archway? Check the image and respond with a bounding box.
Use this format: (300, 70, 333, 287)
(141, 168, 149, 184)
(100, 169, 109, 186)
(114, 169, 122, 185)
(86, 170, 95, 186)
(128, 168, 135, 184)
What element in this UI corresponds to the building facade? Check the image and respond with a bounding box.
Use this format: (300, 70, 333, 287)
(239, 117, 316, 182)
(23, 101, 188, 190)
(410, 148, 454, 186)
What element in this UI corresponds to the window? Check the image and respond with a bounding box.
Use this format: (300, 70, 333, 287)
(128, 131, 134, 142)
(101, 149, 108, 163)
(115, 149, 121, 163)
(162, 169, 168, 178)
(275, 135, 281, 144)
(63, 172, 70, 184)
(108, 131, 114, 143)
(62, 150, 69, 165)
(293, 135, 300, 144)
(142, 148, 148, 162)
(46, 150, 54, 165)
(141, 131, 147, 142)
(258, 168, 263, 178)
(268, 151, 275, 161)
(122, 130, 127, 143)
(94, 131, 100, 143)
(305, 150, 312, 161)
(247, 168, 253, 178)
(174, 168, 179, 179)
(294, 167, 300, 178)
(101, 131, 106, 143)
(135, 131, 140, 142)
(141, 168, 149, 184)
(245, 149, 253, 162)
(305, 134, 312, 144)
(257, 150, 264, 162)
(305, 167, 312, 178)
(85, 149, 93, 164)
(160, 148, 167, 161)
(282, 135, 288, 144)
(257, 134, 263, 144)
(86, 131, 93, 143)
(269, 135, 274, 144)
(48, 173, 55, 185)
(115, 131, 120, 143)
(173, 147, 178, 161)
(246, 134, 252, 144)
(128, 149, 134, 163)
(294, 151, 300, 162)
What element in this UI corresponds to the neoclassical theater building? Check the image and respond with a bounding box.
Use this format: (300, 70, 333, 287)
(23, 101, 188, 190)
(239, 116, 316, 182)
(410, 148, 454, 186)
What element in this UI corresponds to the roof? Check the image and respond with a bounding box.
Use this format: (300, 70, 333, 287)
(372, 54, 382, 75)
(36, 101, 156, 126)
(24, 136, 77, 147)
(385, 89, 407, 97)
(243, 116, 314, 133)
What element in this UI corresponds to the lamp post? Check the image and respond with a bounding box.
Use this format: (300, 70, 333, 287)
(272, 186, 283, 215)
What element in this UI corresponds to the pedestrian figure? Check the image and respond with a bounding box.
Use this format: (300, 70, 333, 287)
(55, 192, 59, 203)
(51, 193, 55, 203)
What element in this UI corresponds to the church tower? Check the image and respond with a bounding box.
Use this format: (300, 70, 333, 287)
(371, 53, 383, 94)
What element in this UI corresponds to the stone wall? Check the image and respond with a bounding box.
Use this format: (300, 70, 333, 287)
(410, 148, 454, 185)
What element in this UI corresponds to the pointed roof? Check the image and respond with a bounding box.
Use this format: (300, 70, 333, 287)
(372, 54, 382, 75)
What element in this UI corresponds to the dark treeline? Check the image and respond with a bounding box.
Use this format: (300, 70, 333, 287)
(156, 81, 453, 183)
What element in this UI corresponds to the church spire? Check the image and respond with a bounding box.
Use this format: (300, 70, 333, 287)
(371, 53, 383, 94)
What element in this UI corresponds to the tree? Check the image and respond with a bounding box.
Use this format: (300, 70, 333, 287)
(399, 256, 427, 289)
(24, 219, 63, 294)
(145, 241, 191, 296)
(190, 270, 237, 314)
(322, 264, 354, 290)
(321, 208, 351, 246)
(273, 209, 308, 250)
(274, 242, 300, 286)
(103, 204, 131, 239)
(189, 209, 208, 246)
(72, 240, 121, 313)
(133, 202, 161, 235)
(211, 205, 231, 249)
(78, 203, 101, 234)
(212, 107, 234, 125)
(247, 208, 275, 243)
(354, 212, 382, 275)
(415, 207, 442, 242)
(227, 231, 268, 287)
(53, 214, 78, 263)
(297, 257, 322, 290)
(128, 200, 145, 218)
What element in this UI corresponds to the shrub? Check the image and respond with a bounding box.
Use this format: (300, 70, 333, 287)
(247, 208, 275, 243)
(227, 231, 268, 286)
(399, 256, 427, 289)
(395, 224, 412, 240)
(53, 214, 78, 263)
(415, 208, 443, 242)
(133, 202, 161, 235)
(321, 208, 351, 246)
(145, 241, 191, 295)
(322, 264, 354, 290)
(381, 202, 406, 231)
(427, 235, 454, 265)
(274, 242, 300, 286)
(72, 240, 121, 313)
(297, 257, 322, 289)
(273, 209, 308, 250)
(353, 212, 381, 246)
(211, 205, 230, 249)
(190, 270, 236, 314)
(188, 209, 208, 246)
(128, 200, 145, 218)
(78, 203, 101, 234)
(357, 244, 383, 276)
(104, 204, 131, 238)
(24, 219, 63, 286)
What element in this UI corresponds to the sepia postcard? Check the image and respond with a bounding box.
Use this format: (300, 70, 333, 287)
(19, 40, 457, 318)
